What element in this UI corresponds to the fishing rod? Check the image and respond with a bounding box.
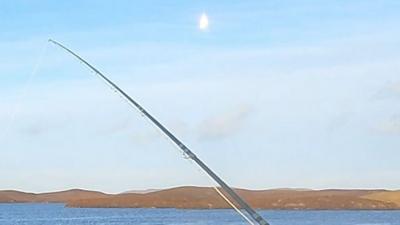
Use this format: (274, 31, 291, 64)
(48, 39, 270, 225)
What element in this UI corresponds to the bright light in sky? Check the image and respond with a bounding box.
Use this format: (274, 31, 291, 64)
(199, 13, 209, 30)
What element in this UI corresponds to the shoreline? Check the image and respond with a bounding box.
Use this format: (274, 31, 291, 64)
(1, 202, 400, 211)
(1, 186, 400, 210)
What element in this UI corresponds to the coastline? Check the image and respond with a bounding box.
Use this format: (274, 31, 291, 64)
(1, 186, 399, 210)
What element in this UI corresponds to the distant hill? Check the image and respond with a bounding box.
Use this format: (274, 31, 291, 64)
(122, 189, 160, 194)
(0, 189, 109, 203)
(362, 191, 400, 206)
(1, 187, 400, 210)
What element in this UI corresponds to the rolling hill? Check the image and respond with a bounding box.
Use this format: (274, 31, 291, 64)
(1, 187, 399, 210)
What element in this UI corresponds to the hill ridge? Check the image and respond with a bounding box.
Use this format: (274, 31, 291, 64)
(1, 187, 399, 210)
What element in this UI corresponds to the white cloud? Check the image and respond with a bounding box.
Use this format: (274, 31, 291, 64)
(198, 104, 252, 140)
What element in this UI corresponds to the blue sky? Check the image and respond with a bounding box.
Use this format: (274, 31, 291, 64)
(1, 1, 400, 193)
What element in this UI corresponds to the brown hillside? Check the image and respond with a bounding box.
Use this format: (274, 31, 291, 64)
(0, 190, 36, 202)
(361, 191, 400, 207)
(66, 186, 399, 210)
(2, 187, 399, 210)
(0, 189, 109, 203)
(36, 189, 109, 202)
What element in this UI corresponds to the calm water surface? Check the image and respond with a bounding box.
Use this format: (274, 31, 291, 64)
(1, 204, 400, 225)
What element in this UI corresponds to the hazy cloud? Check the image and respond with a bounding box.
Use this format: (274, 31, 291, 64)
(21, 122, 50, 136)
(389, 82, 400, 95)
(16, 118, 64, 137)
(198, 104, 252, 141)
(96, 117, 133, 135)
(129, 119, 189, 144)
(374, 81, 400, 100)
(131, 130, 162, 144)
(326, 112, 353, 134)
(377, 115, 400, 135)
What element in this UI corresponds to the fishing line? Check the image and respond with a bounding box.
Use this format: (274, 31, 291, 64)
(2, 42, 49, 143)
(185, 154, 256, 225)
(213, 186, 256, 225)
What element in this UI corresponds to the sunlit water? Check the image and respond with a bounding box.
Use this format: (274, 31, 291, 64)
(1, 204, 400, 225)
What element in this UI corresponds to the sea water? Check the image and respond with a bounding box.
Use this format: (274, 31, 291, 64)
(0, 203, 399, 225)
